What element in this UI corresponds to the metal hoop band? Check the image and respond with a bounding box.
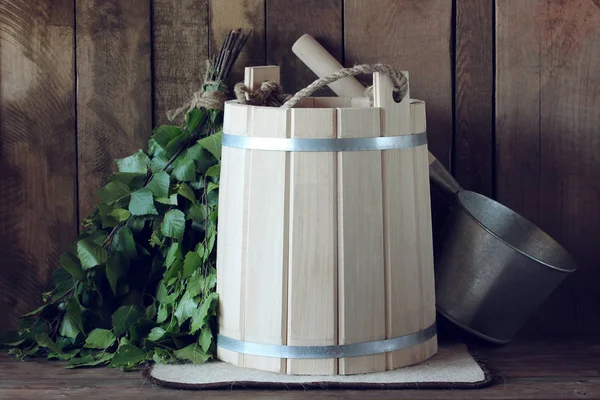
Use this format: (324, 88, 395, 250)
(222, 131, 427, 152)
(217, 323, 436, 359)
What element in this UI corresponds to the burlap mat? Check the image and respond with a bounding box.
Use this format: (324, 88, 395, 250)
(145, 343, 492, 390)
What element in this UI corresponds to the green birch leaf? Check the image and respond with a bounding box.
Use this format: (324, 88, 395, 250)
(150, 152, 170, 172)
(195, 155, 216, 175)
(21, 303, 48, 318)
(128, 319, 155, 346)
(147, 327, 166, 342)
(77, 239, 108, 269)
(60, 252, 85, 281)
(156, 303, 168, 324)
(209, 208, 218, 227)
(173, 343, 210, 364)
(100, 208, 120, 229)
(19, 318, 48, 339)
(149, 230, 164, 247)
(147, 171, 170, 198)
(196, 244, 206, 262)
(66, 297, 85, 335)
(189, 292, 218, 334)
(59, 314, 80, 340)
(177, 183, 196, 202)
(206, 228, 217, 255)
(165, 242, 182, 268)
(207, 189, 218, 206)
(96, 181, 131, 204)
(129, 216, 147, 233)
(210, 109, 222, 124)
(153, 347, 176, 364)
(153, 126, 183, 149)
(185, 143, 205, 161)
(88, 231, 108, 246)
(47, 349, 80, 361)
(205, 164, 220, 178)
(109, 172, 146, 188)
(99, 203, 120, 227)
(174, 292, 197, 326)
(106, 253, 124, 296)
(161, 210, 186, 240)
(206, 181, 219, 195)
(106, 252, 125, 296)
(187, 203, 206, 223)
(163, 258, 182, 283)
(199, 328, 213, 353)
(183, 252, 201, 279)
(155, 193, 178, 205)
(111, 305, 144, 336)
(110, 344, 146, 368)
(185, 109, 204, 132)
(1, 331, 25, 346)
(157, 282, 177, 304)
(112, 227, 138, 259)
(115, 150, 150, 174)
(55, 336, 72, 351)
(35, 333, 62, 353)
(108, 208, 131, 222)
(205, 272, 217, 291)
(185, 273, 203, 298)
(145, 302, 157, 320)
(186, 142, 216, 174)
(172, 157, 196, 182)
(129, 188, 158, 216)
(189, 179, 204, 191)
(67, 352, 114, 368)
(148, 137, 161, 155)
(166, 131, 191, 157)
(197, 132, 222, 161)
(84, 329, 116, 349)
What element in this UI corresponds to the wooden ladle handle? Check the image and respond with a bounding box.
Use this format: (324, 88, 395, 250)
(292, 34, 365, 98)
(293, 33, 439, 165)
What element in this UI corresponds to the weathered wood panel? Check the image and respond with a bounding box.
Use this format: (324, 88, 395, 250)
(266, 0, 342, 96)
(209, 0, 265, 89)
(152, 0, 208, 125)
(76, 0, 152, 219)
(1, 0, 599, 337)
(454, 0, 494, 195)
(3, 338, 600, 398)
(344, 0, 453, 167)
(496, 0, 600, 334)
(0, 0, 77, 330)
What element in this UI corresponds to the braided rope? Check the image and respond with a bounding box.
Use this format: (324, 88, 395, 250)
(282, 64, 408, 108)
(235, 64, 408, 109)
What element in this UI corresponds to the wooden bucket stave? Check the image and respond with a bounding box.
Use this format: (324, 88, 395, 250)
(216, 66, 436, 375)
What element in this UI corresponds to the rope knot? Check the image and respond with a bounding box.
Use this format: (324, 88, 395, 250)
(234, 81, 292, 107)
(166, 80, 228, 122)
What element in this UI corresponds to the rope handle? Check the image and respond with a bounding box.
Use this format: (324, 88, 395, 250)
(281, 63, 408, 108)
(234, 64, 408, 109)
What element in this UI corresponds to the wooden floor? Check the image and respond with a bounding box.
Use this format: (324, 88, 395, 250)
(1, 337, 599, 399)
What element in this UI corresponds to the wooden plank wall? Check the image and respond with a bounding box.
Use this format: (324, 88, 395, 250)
(1, 0, 599, 336)
(496, 0, 600, 334)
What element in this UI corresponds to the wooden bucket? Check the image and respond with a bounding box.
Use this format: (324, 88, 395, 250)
(216, 66, 437, 375)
